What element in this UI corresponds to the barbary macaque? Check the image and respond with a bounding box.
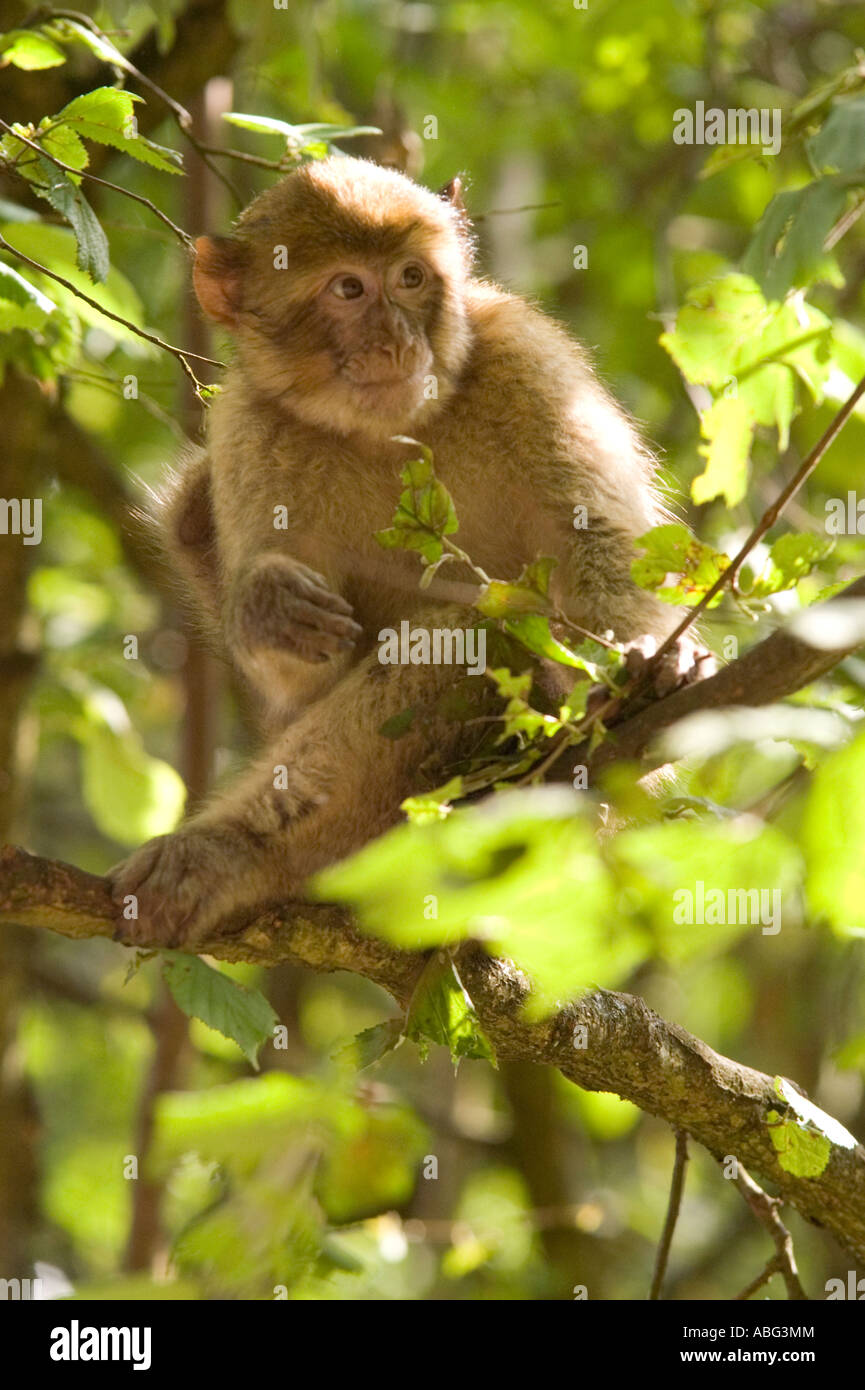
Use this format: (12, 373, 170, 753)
(110, 156, 705, 947)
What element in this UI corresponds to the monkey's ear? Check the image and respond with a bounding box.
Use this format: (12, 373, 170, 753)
(438, 175, 467, 215)
(192, 236, 247, 327)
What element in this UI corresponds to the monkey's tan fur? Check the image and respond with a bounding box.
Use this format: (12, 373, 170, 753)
(111, 157, 692, 946)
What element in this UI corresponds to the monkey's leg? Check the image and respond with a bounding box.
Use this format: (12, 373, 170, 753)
(110, 614, 482, 947)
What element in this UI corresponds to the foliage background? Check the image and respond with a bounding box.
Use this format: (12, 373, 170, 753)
(1, 0, 865, 1300)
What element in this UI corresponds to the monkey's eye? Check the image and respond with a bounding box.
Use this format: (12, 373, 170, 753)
(398, 263, 426, 289)
(330, 275, 365, 300)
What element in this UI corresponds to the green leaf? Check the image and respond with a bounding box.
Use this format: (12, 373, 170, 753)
(766, 1077, 856, 1178)
(692, 394, 754, 506)
(0, 29, 66, 69)
(48, 17, 133, 69)
(0, 198, 40, 223)
(316, 1104, 428, 1223)
(773, 1076, 857, 1150)
(808, 97, 865, 176)
(405, 953, 495, 1066)
(223, 112, 310, 138)
(152, 1073, 359, 1173)
(476, 557, 557, 620)
(402, 775, 464, 823)
(291, 122, 383, 141)
(223, 113, 380, 147)
(503, 614, 591, 669)
(26, 155, 109, 281)
(612, 818, 802, 963)
(742, 180, 847, 300)
(313, 786, 644, 1013)
(487, 666, 560, 743)
(660, 274, 771, 388)
(660, 274, 833, 425)
(378, 707, 415, 739)
(375, 441, 459, 566)
(748, 532, 834, 598)
(0, 260, 55, 331)
(632, 524, 730, 606)
(50, 88, 183, 174)
(0, 222, 147, 344)
(477, 582, 550, 618)
(79, 725, 186, 846)
(803, 727, 865, 934)
(335, 1020, 404, 1070)
(767, 1106, 830, 1178)
(163, 955, 278, 1068)
(32, 122, 88, 172)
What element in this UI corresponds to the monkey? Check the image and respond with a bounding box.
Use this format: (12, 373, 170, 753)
(109, 155, 707, 948)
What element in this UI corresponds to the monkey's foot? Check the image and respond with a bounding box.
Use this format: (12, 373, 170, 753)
(108, 828, 244, 948)
(623, 632, 717, 697)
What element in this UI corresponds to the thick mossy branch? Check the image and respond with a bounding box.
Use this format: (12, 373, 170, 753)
(2, 843, 865, 1264)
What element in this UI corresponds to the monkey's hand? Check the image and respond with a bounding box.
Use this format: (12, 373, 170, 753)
(228, 554, 363, 664)
(108, 827, 253, 948)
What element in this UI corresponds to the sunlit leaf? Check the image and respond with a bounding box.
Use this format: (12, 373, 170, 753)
(0, 29, 66, 69)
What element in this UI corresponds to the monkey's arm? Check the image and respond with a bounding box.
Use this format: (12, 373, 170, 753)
(109, 603, 484, 946)
(157, 450, 223, 640)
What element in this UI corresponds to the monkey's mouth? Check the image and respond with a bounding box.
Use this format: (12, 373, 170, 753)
(344, 369, 426, 396)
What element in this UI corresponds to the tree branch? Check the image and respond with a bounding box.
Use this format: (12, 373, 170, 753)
(732, 1163, 808, 1301)
(1, 842, 864, 1267)
(568, 571, 865, 778)
(2, 560, 864, 1268)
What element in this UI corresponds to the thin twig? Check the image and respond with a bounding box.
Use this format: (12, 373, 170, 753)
(731, 1162, 809, 1300)
(49, 8, 243, 206)
(824, 192, 865, 252)
(473, 200, 563, 223)
(0, 233, 223, 392)
(0, 117, 194, 248)
(648, 1130, 689, 1299)
(196, 141, 294, 172)
(735, 1254, 784, 1301)
(649, 368, 865, 671)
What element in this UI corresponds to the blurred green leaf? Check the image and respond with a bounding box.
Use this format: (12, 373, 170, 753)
(0, 221, 147, 344)
(79, 725, 186, 846)
(314, 786, 647, 1011)
(0, 29, 66, 69)
(803, 727, 865, 933)
(808, 97, 865, 176)
(692, 394, 754, 506)
(742, 181, 847, 300)
(163, 955, 278, 1068)
(0, 260, 55, 331)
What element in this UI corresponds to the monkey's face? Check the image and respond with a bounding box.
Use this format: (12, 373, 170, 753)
(193, 158, 474, 441)
(317, 258, 435, 408)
